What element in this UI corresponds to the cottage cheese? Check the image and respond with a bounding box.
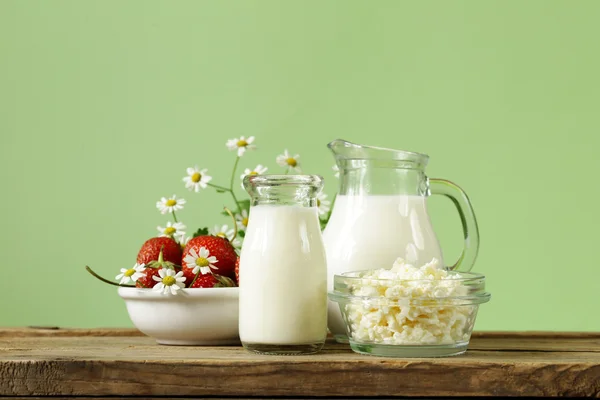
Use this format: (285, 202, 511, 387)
(345, 258, 476, 345)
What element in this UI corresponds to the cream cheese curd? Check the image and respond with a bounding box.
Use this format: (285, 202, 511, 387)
(345, 258, 476, 345)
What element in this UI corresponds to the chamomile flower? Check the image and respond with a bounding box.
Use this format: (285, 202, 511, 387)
(179, 235, 191, 247)
(209, 224, 235, 241)
(333, 165, 340, 178)
(152, 268, 186, 295)
(156, 195, 186, 214)
(183, 166, 212, 192)
(276, 150, 301, 173)
(231, 237, 242, 249)
(226, 136, 256, 157)
(115, 263, 146, 285)
(157, 221, 186, 239)
(183, 246, 218, 275)
(240, 164, 268, 181)
(317, 192, 331, 216)
(235, 209, 249, 231)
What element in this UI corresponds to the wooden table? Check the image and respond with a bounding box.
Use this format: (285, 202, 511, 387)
(0, 328, 599, 398)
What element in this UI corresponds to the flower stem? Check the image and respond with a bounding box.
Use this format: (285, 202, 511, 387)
(229, 156, 242, 213)
(223, 207, 238, 242)
(85, 266, 135, 288)
(207, 183, 231, 192)
(189, 270, 200, 287)
(172, 211, 178, 223)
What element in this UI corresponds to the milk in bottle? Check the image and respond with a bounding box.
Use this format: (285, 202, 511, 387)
(239, 175, 328, 355)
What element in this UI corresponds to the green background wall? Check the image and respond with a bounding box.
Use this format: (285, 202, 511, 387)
(1, 0, 599, 331)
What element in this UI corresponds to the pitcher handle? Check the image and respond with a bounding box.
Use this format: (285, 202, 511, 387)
(429, 179, 480, 272)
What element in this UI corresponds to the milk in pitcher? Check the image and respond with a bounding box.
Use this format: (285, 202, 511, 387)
(323, 194, 444, 339)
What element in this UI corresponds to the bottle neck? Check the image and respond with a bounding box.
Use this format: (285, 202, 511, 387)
(243, 175, 323, 207)
(250, 185, 318, 207)
(338, 161, 429, 196)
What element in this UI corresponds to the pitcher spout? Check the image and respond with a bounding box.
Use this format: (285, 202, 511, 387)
(327, 139, 429, 168)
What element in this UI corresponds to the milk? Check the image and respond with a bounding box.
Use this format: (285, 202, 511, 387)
(239, 205, 328, 345)
(323, 194, 444, 338)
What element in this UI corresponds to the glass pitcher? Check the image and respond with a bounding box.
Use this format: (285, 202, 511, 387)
(323, 139, 480, 342)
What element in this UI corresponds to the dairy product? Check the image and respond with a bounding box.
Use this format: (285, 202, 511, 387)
(239, 205, 327, 345)
(323, 194, 445, 337)
(343, 258, 476, 345)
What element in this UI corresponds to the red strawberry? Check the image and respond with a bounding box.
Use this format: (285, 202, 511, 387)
(235, 257, 240, 284)
(182, 236, 237, 279)
(181, 267, 196, 287)
(189, 273, 236, 288)
(137, 237, 182, 266)
(135, 267, 161, 288)
(136, 248, 181, 288)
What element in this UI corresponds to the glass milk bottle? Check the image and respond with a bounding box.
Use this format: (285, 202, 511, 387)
(239, 175, 328, 355)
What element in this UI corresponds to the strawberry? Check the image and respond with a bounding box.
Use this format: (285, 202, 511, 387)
(235, 257, 240, 284)
(135, 267, 161, 288)
(136, 248, 180, 288)
(137, 237, 182, 266)
(182, 235, 237, 279)
(189, 273, 236, 288)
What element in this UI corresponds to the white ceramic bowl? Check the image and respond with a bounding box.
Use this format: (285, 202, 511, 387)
(118, 287, 239, 345)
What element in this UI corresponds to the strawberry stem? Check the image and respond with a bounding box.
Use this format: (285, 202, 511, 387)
(158, 246, 165, 263)
(223, 207, 238, 242)
(85, 266, 135, 288)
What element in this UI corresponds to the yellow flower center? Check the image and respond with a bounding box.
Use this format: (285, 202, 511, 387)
(162, 276, 176, 286)
(195, 257, 210, 267)
(237, 139, 248, 147)
(124, 268, 135, 277)
(164, 227, 176, 235)
(191, 172, 202, 183)
(286, 157, 297, 167)
(249, 171, 259, 176)
(216, 232, 227, 238)
(242, 218, 249, 227)
(166, 199, 177, 206)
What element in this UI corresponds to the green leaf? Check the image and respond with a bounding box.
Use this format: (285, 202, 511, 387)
(238, 230, 246, 238)
(192, 227, 209, 237)
(238, 199, 251, 211)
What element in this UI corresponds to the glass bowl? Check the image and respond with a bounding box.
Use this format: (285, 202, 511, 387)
(328, 270, 490, 357)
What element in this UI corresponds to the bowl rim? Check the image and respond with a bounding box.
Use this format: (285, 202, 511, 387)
(328, 290, 491, 305)
(334, 269, 486, 284)
(118, 286, 239, 299)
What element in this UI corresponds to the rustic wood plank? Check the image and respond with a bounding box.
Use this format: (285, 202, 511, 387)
(468, 336, 600, 352)
(0, 328, 144, 338)
(1, 335, 599, 397)
(472, 331, 600, 339)
(3, 332, 599, 353)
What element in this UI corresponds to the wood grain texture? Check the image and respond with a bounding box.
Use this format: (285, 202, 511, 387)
(0, 328, 144, 338)
(0, 331, 599, 398)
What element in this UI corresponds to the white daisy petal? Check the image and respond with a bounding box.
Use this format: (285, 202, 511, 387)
(199, 247, 210, 258)
(200, 266, 211, 275)
(333, 165, 340, 178)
